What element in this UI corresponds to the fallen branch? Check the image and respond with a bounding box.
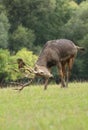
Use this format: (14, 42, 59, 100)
(10, 81, 23, 86)
(13, 79, 33, 92)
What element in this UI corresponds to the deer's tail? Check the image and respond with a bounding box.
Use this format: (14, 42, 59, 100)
(76, 46, 85, 51)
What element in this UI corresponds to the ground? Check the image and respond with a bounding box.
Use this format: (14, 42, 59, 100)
(0, 82, 88, 130)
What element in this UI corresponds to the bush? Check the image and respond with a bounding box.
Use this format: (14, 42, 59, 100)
(0, 48, 38, 84)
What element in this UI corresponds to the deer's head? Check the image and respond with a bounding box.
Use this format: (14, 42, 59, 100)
(34, 65, 53, 78)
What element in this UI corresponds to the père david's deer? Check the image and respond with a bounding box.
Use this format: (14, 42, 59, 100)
(16, 39, 85, 91)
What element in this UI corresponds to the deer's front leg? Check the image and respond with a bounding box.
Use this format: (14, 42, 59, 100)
(44, 77, 49, 90)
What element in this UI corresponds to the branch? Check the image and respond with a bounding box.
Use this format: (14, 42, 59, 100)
(13, 79, 33, 92)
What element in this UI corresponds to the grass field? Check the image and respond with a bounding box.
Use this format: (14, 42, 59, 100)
(0, 82, 88, 130)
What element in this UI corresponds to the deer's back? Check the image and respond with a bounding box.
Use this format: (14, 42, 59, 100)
(45, 39, 77, 59)
(36, 39, 77, 67)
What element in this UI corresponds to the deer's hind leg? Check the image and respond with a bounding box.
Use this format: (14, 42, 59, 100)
(66, 57, 75, 87)
(61, 61, 67, 81)
(57, 62, 66, 88)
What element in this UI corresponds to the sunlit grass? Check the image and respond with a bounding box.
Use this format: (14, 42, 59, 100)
(0, 82, 88, 130)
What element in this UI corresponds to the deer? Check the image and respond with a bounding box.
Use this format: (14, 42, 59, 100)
(15, 39, 85, 91)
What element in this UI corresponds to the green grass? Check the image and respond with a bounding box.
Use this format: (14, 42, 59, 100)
(0, 82, 88, 130)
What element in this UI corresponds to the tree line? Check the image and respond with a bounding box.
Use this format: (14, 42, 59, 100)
(0, 0, 88, 84)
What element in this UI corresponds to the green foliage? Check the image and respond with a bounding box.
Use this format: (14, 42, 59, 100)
(8, 48, 37, 81)
(72, 0, 85, 4)
(68, 1, 78, 13)
(2, 0, 72, 46)
(0, 48, 37, 82)
(0, 12, 10, 48)
(63, 1, 88, 41)
(0, 0, 88, 80)
(32, 0, 72, 44)
(0, 3, 6, 13)
(0, 83, 88, 130)
(0, 49, 19, 81)
(0, 49, 10, 81)
(10, 25, 35, 52)
(79, 34, 88, 77)
(16, 48, 37, 67)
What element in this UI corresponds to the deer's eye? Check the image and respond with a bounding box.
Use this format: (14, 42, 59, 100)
(40, 71, 44, 74)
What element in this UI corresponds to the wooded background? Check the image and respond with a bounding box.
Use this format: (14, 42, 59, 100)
(0, 0, 88, 84)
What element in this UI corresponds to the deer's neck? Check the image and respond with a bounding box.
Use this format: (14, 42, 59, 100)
(36, 51, 47, 67)
(36, 56, 47, 67)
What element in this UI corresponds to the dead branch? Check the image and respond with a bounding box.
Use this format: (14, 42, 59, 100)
(13, 79, 34, 92)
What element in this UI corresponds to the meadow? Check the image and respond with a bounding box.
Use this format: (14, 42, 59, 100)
(0, 82, 88, 130)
